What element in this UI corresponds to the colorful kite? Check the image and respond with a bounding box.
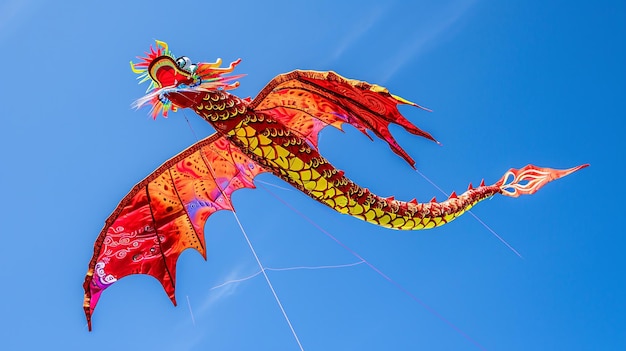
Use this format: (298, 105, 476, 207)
(83, 40, 587, 330)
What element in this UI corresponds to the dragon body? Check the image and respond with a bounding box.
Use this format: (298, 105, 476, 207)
(188, 85, 499, 230)
(83, 41, 586, 329)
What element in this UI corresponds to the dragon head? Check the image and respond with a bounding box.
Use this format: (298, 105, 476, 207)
(130, 40, 243, 118)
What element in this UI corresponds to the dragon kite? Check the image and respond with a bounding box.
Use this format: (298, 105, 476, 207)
(83, 40, 587, 330)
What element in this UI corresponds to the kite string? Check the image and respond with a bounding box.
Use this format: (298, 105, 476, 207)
(256, 179, 294, 192)
(258, 183, 488, 351)
(413, 169, 524, 259)
(186, 295, 196, 326)
(183, 114, 201, 141)
(182, 111, 305, 351)
(210, 261, 366, 291)
(231, 211, 306, 351)
(211, 271, 265, 290)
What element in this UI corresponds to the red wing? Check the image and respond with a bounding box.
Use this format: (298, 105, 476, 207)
(250, 70, 437, 167)
(83, 133, 266, 330)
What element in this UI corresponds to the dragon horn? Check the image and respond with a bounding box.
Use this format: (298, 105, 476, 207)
(497, 164, 589, 198)
(155, 40, 168, 52)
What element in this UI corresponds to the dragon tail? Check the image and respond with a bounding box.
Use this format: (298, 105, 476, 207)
(351, 164, 588, 230)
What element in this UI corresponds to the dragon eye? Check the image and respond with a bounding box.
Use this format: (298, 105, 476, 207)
(175, 56, 193, 71)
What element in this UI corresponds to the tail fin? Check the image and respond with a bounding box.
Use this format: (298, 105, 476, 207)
(497, 164, 589, 198)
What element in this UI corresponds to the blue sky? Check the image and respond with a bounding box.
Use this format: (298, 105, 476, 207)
(1, 0, 624, 350)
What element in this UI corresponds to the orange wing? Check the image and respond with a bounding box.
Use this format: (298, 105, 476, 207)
(83, 133, 266, 330)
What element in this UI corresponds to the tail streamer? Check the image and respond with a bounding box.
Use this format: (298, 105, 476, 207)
(497, 164, 589, 198)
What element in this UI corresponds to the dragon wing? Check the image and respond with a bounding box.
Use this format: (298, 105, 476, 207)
(83, 133, 266, 330)
(250, 70, 437, 167)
